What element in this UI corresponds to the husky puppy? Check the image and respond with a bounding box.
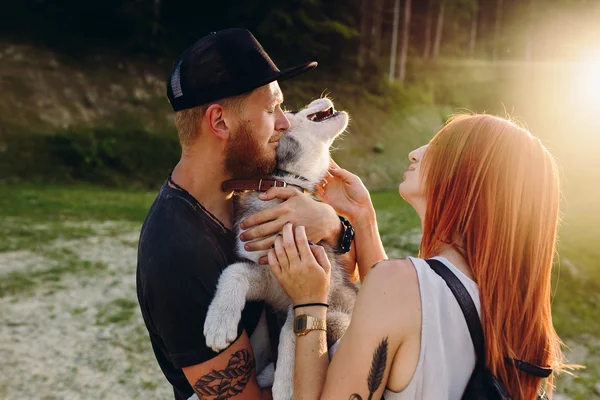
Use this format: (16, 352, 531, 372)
(203, 98, 357, 400)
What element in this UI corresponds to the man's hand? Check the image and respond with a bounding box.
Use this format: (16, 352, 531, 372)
(239, 187, 342, 261)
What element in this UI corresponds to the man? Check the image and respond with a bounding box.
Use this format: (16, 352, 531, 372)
(136, 29, 349, 400)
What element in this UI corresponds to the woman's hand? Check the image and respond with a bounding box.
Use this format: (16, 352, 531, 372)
(316, 160, 374, 223)
(268, 223, 331, 306)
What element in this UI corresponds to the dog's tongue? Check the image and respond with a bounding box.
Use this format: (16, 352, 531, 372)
(309, 107, 334, 122)
(318, 108, 333, 118)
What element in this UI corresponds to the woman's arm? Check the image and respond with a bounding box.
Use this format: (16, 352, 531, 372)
(316, 163, 387, 281)
(269, 225, 421, 399)
(268, 223, 332, 398)
(321, 260, 420, 399)
(293, 304, 329, 400)
(352, 209, 387, 281)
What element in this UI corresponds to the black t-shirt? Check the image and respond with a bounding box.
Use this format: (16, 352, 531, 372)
(136, 181, 263, 400)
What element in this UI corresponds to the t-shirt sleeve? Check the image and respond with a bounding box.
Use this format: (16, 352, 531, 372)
(143, 240, 244, 369)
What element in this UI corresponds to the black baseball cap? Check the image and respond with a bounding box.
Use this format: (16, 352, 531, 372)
(167, 28, 317, 112)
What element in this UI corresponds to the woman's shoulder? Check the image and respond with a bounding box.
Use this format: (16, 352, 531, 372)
(359, 258, 421, 333)
(368, 258, 418, 284)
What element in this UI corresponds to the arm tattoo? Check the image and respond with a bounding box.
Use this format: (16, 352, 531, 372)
(193, 349, 255, 399)
(371, 258, 408, 271)
(349, 337, 389, 400)
(370, 261, 384, 270)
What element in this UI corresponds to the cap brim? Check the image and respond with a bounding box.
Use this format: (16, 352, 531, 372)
(275, 61, 318, 82)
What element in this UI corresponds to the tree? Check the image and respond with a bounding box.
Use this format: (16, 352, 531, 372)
(370, 0, 384, 59)
(492, 0, 504, 61)
(432, 0, 446, 58)
(152, 0, 161, 40)
(397, 0, 412, 83)
(468, 0, 479, 58)
(423, 0, 434, 58)
(255, 1, 358, 66)
(358, 0, 370, 67)
(389, 0, 401, 83)
(524, 0, 535, 62)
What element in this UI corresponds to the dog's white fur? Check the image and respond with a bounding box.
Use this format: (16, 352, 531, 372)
(201, 98, 357, 400)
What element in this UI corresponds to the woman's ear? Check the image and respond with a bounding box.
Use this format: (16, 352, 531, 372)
(205, 103, 231, 140)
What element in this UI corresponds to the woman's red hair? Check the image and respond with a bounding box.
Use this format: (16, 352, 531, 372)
(419, 114, 565, 399)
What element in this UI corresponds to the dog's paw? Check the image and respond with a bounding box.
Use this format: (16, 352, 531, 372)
(272, 377, 293, 400)
(203, 303, 241, 352)
(256, 362, 275, 388)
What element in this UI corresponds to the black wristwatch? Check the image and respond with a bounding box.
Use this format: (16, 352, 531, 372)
(337, 215, 354, 254)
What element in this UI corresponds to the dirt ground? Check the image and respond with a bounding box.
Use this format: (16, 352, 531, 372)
(0, 221, 171, 399)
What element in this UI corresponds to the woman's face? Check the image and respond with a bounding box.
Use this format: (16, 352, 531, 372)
(399, 144, 428, 216)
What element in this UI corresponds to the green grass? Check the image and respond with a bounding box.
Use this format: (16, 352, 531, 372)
(371, 190, 422, 257)
(0, 218, 96, 252)
(0, 184, 151, 297)
(96, 297, 139, 326)
(0, 184, 156, 252)
(0, 184, 156, 222)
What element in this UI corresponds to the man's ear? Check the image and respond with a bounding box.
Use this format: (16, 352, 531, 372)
(204, 104, 232, 140)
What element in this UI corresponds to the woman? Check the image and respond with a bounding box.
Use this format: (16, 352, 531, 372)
(267, 114, 566, 399)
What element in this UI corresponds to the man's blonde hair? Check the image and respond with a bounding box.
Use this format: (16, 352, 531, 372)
(175, 93, 251, 147)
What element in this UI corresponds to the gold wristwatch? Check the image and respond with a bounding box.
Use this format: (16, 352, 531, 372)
(293, 314, 327, 337)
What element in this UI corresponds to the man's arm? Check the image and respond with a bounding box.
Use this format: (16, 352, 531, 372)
(182, 331, 271, 400)
(238, 187, 351, 262)
(139, 213, 268, 399)
(240, 187, 359, 280)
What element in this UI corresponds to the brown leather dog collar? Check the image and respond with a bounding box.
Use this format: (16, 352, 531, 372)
(222, 178, 306, 193)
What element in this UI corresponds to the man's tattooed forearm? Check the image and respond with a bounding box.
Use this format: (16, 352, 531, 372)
(193, 349, 255, 399)
(349, 336, 389, 400)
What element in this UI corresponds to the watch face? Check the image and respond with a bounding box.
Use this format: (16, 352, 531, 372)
(294, 315, 308, 333)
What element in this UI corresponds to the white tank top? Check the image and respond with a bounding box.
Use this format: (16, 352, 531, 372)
(383, 256, 481, 399)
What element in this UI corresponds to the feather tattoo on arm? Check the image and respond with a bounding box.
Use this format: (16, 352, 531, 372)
(349, 336, 389, 400)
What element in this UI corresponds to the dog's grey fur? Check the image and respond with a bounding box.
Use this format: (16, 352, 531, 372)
(203, 98, 357, 400)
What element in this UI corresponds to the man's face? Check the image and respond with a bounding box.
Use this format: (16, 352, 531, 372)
(224, 82, 290, 178)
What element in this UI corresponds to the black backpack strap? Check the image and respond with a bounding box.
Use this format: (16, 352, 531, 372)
(425, 259, 485, 365)
(505, 358, 552, 378)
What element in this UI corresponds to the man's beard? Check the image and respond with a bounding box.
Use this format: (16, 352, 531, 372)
(224, 121, 276, 179)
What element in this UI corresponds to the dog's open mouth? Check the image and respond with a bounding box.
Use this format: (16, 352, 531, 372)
(307, 107, 338, 122)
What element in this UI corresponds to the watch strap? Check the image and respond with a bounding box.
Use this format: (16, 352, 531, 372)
(337, 215, 354, 254)
(308, 315, 326, 331)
